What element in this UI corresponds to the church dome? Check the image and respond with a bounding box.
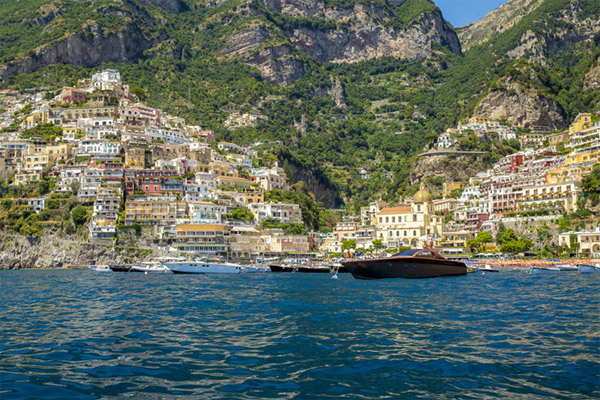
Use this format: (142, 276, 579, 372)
(414, 184, 432, 203)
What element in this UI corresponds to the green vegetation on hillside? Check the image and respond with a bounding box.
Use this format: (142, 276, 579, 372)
(1, 0, 599, 209)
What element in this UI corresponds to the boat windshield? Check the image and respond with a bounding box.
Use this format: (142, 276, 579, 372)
(395, 250, 419, 256)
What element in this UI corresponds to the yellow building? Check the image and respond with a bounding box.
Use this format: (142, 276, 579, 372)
(518, 182, 580, 213)
(559, 229, 600, 257)
(442, 181, 461, 198)
(61, 106, 118, 123)
(229, 226, 265, 259)
(174, 223, 229, 254)
(547, 150, 600, 184)
(125, 143, 146, 169)
(23, 110, 49, 128)
(569, 113, 593, 135)
(124, 196, 186, 225)
(216, 176, 254, 190)
(13, 170, 42, 185)
(375, 185, 445, 248)
(23, 153, 50, 171)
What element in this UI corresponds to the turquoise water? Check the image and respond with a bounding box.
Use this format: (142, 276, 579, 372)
(1, 270, 599, 399)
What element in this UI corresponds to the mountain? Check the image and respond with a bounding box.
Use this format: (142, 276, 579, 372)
(457, 0, 545, 51)
(0, 0, 460, 84)
(0, 0, 599, 208)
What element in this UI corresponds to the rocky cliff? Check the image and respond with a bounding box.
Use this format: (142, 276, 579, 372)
(457, 0, 544, 51)
(0, 233, 164, 270)
(505, 3, 600, 66)
(219, 0, 461, 83)
(474, 80, 565, 131)
(0, 22, 153, 82)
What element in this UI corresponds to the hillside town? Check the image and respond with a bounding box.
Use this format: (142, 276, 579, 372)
(0, 70, 598, 261)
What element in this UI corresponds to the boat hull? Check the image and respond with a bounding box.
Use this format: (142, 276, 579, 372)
(342, 257, 467, 279)
(530, 267, 560, 274)
(269, 265, 331, 273)
(578, 264, 600, 273)
(165, 262, 242, 274)
(109, 264, 134, 272)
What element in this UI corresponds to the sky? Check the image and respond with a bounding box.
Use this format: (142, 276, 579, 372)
(434, 0, 510, 28)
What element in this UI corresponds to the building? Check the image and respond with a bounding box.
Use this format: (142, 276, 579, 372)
(518, 133, 547, 148)
(60, 87, 86, 104)
(558, 229, 600, 257)
(250, 167, 288, 191)
(92, 70, 122, 91)
(569, 113, 593, 135)
(229, 227, 265, 259)
(518, 182, 580, 213)
(174, 224, 229, 255)
(374, 185, 445, 248)
(124, 195, 186, 225)
(249, 202, 303, 224)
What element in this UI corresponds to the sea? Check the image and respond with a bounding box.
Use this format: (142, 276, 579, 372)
(0, 269, 598, 399)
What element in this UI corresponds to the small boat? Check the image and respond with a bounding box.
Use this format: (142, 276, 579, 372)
(269, 263, 332, 273)
(109, 264, 133, 272)
(163, 259, 242, 274)
(241, 265, 271, 273)
(478, 264, 500, 273)
(131, 261, 170, 273)
(342, 249, 467, 280)
(556, 264, 578, 272)
(530, 267, 560, 275)
(89, 264, 111, 272)
(578, 264, 600, 273)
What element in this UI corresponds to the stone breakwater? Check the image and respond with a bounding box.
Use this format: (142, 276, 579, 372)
(0, 234, 161, 269)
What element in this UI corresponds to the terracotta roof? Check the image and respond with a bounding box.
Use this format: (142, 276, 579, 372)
(379, 206, 411, 213)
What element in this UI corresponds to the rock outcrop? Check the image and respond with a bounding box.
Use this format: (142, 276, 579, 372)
(268, 0, 460, 63)
(584, 57, 600, 91)
(0, 234, 162, 270)
(0, 22, 153, 82)
(501, 2, 600, 66)
(219, 0, 460, 83)
(458, 0, 544, 51)
(138, 0, 187, 13)
(474, 81, 565, 131)
(411, 154, 492, 188)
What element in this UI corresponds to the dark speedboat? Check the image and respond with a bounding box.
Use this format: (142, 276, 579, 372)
(109, 264, 134, 272)
(342, 249, 467, 279)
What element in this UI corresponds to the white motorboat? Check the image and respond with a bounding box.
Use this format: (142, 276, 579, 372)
(131, 261, 170, 273)
(240, 265, 271, 273)
(89, 264, 111, 272)
(163, 259, 242, 274)
(578, 264, 600, 273)
(530, 267, 560, 275)
(556, 264, 578, 272)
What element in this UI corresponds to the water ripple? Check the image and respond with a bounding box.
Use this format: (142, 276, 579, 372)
(1, 270, 599, 399)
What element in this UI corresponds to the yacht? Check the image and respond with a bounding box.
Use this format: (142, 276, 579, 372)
(131, 261, 170, 273)
(342, 249, 467, 279)
(163, 259, 243, 274)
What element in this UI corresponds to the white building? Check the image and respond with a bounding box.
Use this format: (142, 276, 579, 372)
(91, 70, 122, 91)
(78, 140, 120, 156)
(248, 202, 303, 224)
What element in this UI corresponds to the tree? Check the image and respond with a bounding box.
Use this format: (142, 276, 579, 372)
(71, 205, 88, 226)
(342, 239, 357, 251)
(476, 231, 493, 244)
(37, 180, 51, 195)
(1, 199, 12, 210)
